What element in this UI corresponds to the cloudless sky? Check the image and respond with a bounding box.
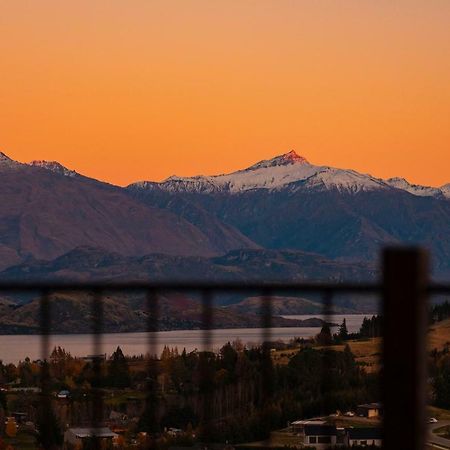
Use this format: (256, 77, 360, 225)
(0, 1, 449, 186)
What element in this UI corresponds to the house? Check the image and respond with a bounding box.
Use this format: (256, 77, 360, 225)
(167, 427, 183, 436)
(63, 427, 118, 449)
(302, 424, 344, 449)
(57, 390, 71, 399)
(290, 418, 326, 434)
(357, 402, 383, 418)
(346, 427, 382, 447)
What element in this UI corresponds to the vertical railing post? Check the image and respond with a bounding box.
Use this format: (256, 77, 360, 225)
(260, 289, 274, 443)
(320, 290, 334, 416)
(39, 289, 58, 450)
(142, 289, 160, 448)
(91, 290, 104, 450)
(200, 289, 213, 443)
(383, 247, 429, 450)
(261, 288, 273, 408)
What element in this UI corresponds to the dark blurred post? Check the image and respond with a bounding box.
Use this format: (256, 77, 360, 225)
(260, 289, 274, 443)
(38, 290, 59, 450)
(141, 289, 160, 449)
(92, 290, 104, 450)
(383, 248, 428, 450)
(320, 291, 334, 416)
(200, 289, 213, 442)
(261, 289, 273, 404)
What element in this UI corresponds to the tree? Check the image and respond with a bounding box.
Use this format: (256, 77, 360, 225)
(18, 357, 34, 386)
(219, 342, 238, 382)
(359, 315, 382, 338)
(107, 347, 130, 388)
(337, 318, 349, 341)
(316, 323, 332, 346)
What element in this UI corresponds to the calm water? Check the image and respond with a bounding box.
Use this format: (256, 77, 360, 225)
(0, 314, 367, 364)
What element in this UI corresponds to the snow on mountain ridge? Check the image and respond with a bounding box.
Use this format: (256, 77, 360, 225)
(440, 183, 450, 199)
(290, 167, 387, 194)
(0, 152, 79, 177)
(29, 160, 78, 177)
(386, 177, 447, 198)
(1, 148, 448, 199)
(130, 151, 390, 194)
(0, 151, 22, 169)
(130, 151, 450, 198)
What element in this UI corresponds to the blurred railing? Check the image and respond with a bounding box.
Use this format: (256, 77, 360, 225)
(1, 247, 449, 449)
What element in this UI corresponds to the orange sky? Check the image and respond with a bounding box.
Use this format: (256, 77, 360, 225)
(0, 1, 449, 187)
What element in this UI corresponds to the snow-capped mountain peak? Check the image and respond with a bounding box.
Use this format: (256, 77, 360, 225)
(130, 151, 388, 194)
(128, 150, 450, 199)
(29, 160, 78, 177)
(246, 150, 309, 170)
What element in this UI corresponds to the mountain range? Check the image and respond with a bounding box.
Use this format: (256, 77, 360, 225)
(127, 150, 450, 276)
(0, 148, 449, 332)
(129, 150, 450, 198)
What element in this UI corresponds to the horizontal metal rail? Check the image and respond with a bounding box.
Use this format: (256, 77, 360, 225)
(0, 281, 448, 293)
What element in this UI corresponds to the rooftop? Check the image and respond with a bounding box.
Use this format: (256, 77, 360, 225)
(68, 427, 117, 438)
(358, 402, 383, 409)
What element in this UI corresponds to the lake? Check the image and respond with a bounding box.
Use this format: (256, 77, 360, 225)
(0, 314, 368, 364)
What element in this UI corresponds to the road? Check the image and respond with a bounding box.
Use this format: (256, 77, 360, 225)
(429, 420, 450, 448)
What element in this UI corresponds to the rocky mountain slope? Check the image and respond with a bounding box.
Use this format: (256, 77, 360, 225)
(0, 152, 255, 271)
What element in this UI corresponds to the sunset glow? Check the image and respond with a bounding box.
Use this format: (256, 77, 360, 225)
(1, 1, 449, 186)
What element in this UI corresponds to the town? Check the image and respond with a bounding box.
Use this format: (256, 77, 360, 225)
(0, 312, 447, 449)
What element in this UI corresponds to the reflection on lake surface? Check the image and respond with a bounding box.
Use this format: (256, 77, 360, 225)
(0, 314, 368, 364)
